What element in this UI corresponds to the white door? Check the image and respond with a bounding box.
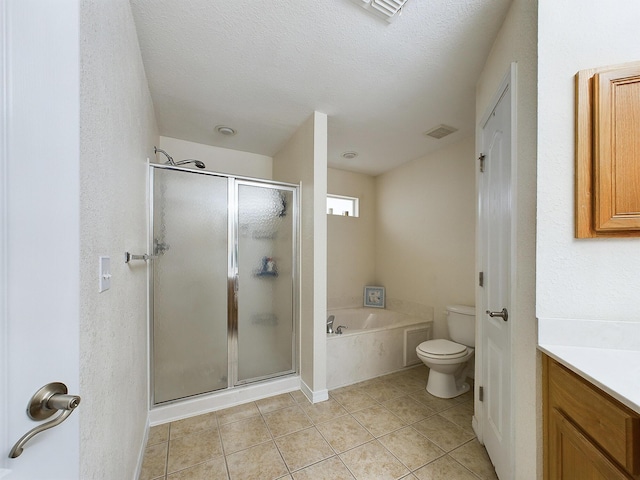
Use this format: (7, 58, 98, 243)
(1, 0, 81, 477)
(478, 66, 514, 480)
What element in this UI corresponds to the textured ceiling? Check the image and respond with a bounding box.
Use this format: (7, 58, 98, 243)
(130, 0, 512, 175)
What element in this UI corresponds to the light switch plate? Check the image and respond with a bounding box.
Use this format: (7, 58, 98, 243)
(99, 256, 111, 293)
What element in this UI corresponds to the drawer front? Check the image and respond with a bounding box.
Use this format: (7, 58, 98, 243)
(548, 358, 640, 474)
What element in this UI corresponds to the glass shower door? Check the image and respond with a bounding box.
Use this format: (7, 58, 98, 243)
(234, 182, 296, 384)
(152, 168, 229, 404)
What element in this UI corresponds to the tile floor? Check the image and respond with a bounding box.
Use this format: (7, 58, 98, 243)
(139, 365, 498, 480)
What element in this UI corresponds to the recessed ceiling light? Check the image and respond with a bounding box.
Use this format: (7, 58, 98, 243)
(215, 125, 236, 136)
(423, 124, 458, 139)
(341, 151, 358, 160)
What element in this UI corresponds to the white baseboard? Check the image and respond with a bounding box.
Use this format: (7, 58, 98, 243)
(300, 379, 328, 403)
(134, 417, 151, 480)
(149, 375, 301, 426)
(472, 414, 481, 441)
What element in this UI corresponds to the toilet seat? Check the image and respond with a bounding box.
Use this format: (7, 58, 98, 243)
(417, 339, 468, 359)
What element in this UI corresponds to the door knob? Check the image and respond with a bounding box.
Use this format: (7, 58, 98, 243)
(486, 308, 509, 322)
(8, 382, 81, 458)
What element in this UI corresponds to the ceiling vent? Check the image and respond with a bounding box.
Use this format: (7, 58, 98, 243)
(351, 0, 410, 23)
(424, 124, 458, 139)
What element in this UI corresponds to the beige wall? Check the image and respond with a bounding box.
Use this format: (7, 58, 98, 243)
(159, 136, 273, 179)
(475, 0, 538, 477)
(537, 0, 640, 322)
(273, 112, 328, 399)
(375, 136, 476, 339)
(327, 168, 376, 308)
(79, 0, 158, 477)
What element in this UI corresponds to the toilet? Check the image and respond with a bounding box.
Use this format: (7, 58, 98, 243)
(416, 305, 475, 399)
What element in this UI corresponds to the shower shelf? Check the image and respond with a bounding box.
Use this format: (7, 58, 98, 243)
(252, 313, 278, 326)
(252, 231, 277, 239)
(255, 257, 277, 277)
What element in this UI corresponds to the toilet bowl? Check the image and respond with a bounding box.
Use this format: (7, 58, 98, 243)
(416, 305, 475, 399)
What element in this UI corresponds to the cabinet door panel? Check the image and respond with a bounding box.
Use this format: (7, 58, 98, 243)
(594, 66, 640, 232)
(550, 408, 631, 480)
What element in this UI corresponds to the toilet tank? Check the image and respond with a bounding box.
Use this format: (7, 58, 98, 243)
(446, 305, 475, 347)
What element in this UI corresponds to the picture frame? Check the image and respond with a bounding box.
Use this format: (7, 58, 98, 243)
(364, 286, 385, 308)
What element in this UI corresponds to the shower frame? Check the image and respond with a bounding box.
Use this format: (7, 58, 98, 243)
(148, 163, 300, 407)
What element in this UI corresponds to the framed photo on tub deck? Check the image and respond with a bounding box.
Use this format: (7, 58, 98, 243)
(364, 286, 385, 308)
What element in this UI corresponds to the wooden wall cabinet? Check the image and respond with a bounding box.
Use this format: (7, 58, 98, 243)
(575, 61, 640, 237)
(543, 355, 640, 479)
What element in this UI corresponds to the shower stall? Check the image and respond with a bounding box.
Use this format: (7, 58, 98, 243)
(149, 164, 298, 405)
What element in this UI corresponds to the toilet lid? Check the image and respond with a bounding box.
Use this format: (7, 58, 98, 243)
(417, 339, 468, 358)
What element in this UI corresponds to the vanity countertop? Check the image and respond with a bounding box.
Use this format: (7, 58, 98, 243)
(538, 343, 640, 415)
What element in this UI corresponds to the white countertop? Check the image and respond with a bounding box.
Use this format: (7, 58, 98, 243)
(538, 344, 640, 414)
(538, 317, 640, 414)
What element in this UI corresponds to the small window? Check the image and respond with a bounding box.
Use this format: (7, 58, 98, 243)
(327, 194, 359, 217)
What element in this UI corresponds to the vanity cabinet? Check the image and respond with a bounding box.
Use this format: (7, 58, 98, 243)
(543, 355, 640, 479)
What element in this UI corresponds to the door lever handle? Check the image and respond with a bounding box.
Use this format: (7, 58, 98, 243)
(8, 382, 81, 458)
(486, 308, 509, 322)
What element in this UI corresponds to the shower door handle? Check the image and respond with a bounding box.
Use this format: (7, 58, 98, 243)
(233, 275, 239, 303)
(124, 252, 158, 263)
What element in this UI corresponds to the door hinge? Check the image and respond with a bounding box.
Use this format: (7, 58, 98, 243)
(478, 271, 484, 287)
(479, 386, 484, 402)
(478, 154, 485, 172)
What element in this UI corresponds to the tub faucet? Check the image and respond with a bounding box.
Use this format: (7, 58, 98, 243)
(326, 315, 335, 334)
(336, 325, 348, 335)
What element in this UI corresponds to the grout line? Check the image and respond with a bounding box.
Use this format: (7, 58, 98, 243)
(338, 455, 359, 480)
(256, 403, 292, 477)
(215, 419, 232, 480)
(313, 421, 341, 457)
(446, 451, 485, 480)
(163, 423, 171, 479)
(284, 452, 338, 475)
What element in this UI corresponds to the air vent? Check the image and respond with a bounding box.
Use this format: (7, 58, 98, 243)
(351, 0, 410, 23)
(424, 124, 458, 139)
(404, 326, 431, 366)
(371, 0, 406, 16)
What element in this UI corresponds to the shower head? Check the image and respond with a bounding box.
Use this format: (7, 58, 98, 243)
(174, 159, 206, 169)
(153, 147, 206, 169)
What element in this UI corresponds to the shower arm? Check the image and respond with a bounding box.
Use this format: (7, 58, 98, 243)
(154, 147, 175, 165)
